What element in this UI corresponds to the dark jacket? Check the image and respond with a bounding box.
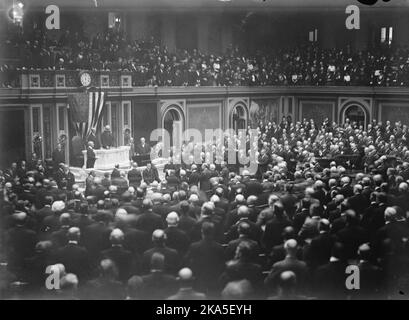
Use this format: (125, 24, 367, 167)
(184, 238, 226, 292)
(53, 242, 91, 281)
(101, 245, 140, 282)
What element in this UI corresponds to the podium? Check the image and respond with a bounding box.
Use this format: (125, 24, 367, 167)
(82, 146, 131, 170)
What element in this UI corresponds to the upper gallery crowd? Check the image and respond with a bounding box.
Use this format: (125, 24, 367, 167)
(1, 28, 409, 87)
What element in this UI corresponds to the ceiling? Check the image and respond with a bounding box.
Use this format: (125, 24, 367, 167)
(8, 0, 409, 11)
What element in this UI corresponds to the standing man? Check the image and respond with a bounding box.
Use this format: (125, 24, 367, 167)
(86, 141, 97, 169)
(128, 162, 143, 188)
(87, 128, 100, 149)
(101, 125, 114, 149)
(135, 137, 150, 156)
(52, 144, 65, 168)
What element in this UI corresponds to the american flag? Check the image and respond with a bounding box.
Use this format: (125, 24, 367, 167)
(68, 89, 106, 142)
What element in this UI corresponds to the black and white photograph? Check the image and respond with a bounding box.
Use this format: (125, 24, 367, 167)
(1, 0, 409, 303)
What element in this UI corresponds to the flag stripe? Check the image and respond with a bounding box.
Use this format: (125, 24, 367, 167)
(68, 89, 106, 143)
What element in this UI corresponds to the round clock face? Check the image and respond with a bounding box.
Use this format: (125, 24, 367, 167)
(80, 72, 91, 87)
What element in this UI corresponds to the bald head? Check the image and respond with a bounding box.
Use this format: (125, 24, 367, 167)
(178, 267, 193, 281)
(284, 239, 298, 256)
(166, 211, 179, 226)
(278, 271, 297, 293)
(247, 195, 257, 206)
(152, 229, 166, 243)
(384, 207, 397, 222)
(13, 211, 27, 225)
(237, 205, 249, 218)
(142, 198, 153, 209)
(210, 195, 220, 204)
(235, 194, 245, 205)
(189, 194, 199, 203)
(201, 201, 215, 216)
(67, 227, 80, 241)
(110, 228, 124, 244)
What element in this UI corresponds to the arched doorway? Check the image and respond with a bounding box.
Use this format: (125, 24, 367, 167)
(231, 105, 247, 134)
(162, 107, 183, 147)
(343, 104, 367, 128)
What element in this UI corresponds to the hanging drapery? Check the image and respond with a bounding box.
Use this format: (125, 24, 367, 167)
(67, 88, 106, 142)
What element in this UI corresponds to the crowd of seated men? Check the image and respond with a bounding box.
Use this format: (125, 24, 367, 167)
(1, 26, 409, 88)
(2, 118, 409, 300)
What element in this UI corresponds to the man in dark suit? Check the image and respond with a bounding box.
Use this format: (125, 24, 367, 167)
(184, 221, 226, 294)
(347, 184, 369, 216)
(304, 219, 335, 270)
(166, 170, 180, 192)
(372, 206, 409, 257)
(199, 164, 212, 192)
(314, 242, 349, 299)
(54, 163, 67, 188)
(112, 171, 129, 194)
(5, 212, 38, 276)
(127, 162, 142, 188)
(35, 196, 54, 224)
(143, 162, 159, 185)
(52, 227, 90, 281)
(336, 210, 369, 260)
(82, 213, 112, 265)
(167, 268, 206, 300)
(268, 226, 300, 267)
(140, 253, 178, 299)
(64, 165, 76, 191)
(101, 229, 140, 283)
(188, 164, 200, 186)
(339, 176, 354, 198)
(178, 201, 197, 234)
(352, 244, 384, 299)
(225, 205, 261, 243)
(361, 192, 387, 238)
(224, 194, 246, 231)
(135, 137, 151, 156)
(81, 259, 126, 300)
(221, 241, 264, 292)
(135, 199, 164, 236)
(87, 128, 100, 149)
(164, 212, 191, 256)
(52, 143, 65, 169)
(225, 221, 260, 262)
(190, 202, 223, 243)
(50, 213, 71, 249)
(395, 182, 409, 213)
(100, 125, 115, 149)
(118, 220, 151, 256)
(142, 229, 180, 274)
(41, 200, 66, 233)
(265, 239, 309, 294)
(244, 175, 263, 197)
(312, 180, 327, 205)
(86, 141, 97, 169)
(262, 202, 293, 251)
(111, 164, 121, 179)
